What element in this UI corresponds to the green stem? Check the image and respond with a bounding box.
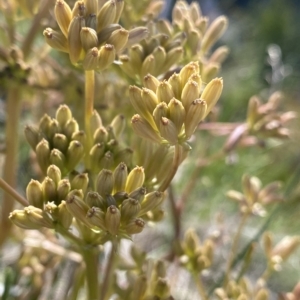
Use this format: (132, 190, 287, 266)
(0, 178, 29, 207)
(223, 212, 249, 286)
(0, 87, 21, 247)
(84, 70, 95, 170)
(159, 144, 181, 192)
(82, 246, 100, 300)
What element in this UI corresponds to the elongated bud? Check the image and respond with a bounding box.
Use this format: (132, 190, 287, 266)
(139, 191, 164, 216)
(39, 114, 51, 134)
(125, 218, 145, 234)
(82, 47, 99, 70)
(168, 98, 185, 133)
(143, 74, 159, 92)
(53, 133, 68, 153)
(42, 177, 57, 203)
(97, 0, 116, 32)
(99, 151, 114, 170)
(164, 47, 183, 71)
(58, 200, 73, 229)
(67, 141, 84, 170)
(153, 102, 168, 129)
(64, 118, 79, 139)
(80, 27, 98, 51)
(72, 1, 86, 18)
(43, 28, 68, 52)
(201, 16, 228, 54)
(209, 46, 229, 64)
(50, 149, 66, 171)
(168, 73, 182, 100)
(129, 86, 157, 129)
(129, 45, 143, 74)
(86, 207, 106, 230)
(66, 194, 90, 225)
(85, 191, 106, 210)
(89, 143, 104, 172)
(129, 187, 146, 202)
(131, 115, 162, 143)
(55, 0, 72, 37)
(68, 16, 84, 64)
(180, 61, 199, 87)
(48, 119, 60, 140)
(183, 228, 200, 255)
(272, 236, 300, 261)
(105, 205, 120, 235)
(96, 169, 114, 197)
(85, 0, 97, 16)
(26, 180, 44, 209)
(114, 0, 124, 23)
(94, 126, 108, 144)
(201, 78, 223, 118)
(72, 131, 86, 147)
(89, 109, 102, 135)
(24, 125, 40, 150)
(9, 209, 40, 229)
(86, 13, 97, 31)
(190, 73, 202, 89)
(98, 43, 116, 70)
(185, 99, 207, 138)
(36, 139, 50, 174)
(159, 117, 178, 145)
(141, 54, 155, 78)
(25, 206, 53, 228)
(247, 96, 260, 129)
(121, 198, 141, 222)
(57, 179, 71, 201)
(110, 114, 125, 138)
(141, 88, 159, 114)
(152, 46, 166, 74)
(113, 162, 128, 192)
(125, 166, 145, 193)
(156, 80, 174, 104)
(56, 105, 72, 127)
(106, 28, 129, 53)
(47, 165, 61, 186)
(71, 173, 89, 194)
(203, 62, 220, 82)
(181, 80, 200, 110)
(126, 27, 148, 48)
(97, 24, 121, 44)
(153, 278, 170, 299)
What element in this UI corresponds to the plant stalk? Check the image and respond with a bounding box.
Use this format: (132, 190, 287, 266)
(0, 87, 21, 247)
(84, 70, 95, 170)
(81, 246, 99, 300)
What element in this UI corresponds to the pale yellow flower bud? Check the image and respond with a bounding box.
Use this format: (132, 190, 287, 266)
(68, 16, 84, 64)
(36, 139, 50, 174)
(57, 179, 71, 201)
(82, 47, 99, 70)
(86, 207, 106, 230)
(54, 0, 72, 37)
(105, 205, 120, 235)
(139, 191, 164, 216)
(181, 80, 201, 110)
(168, 72, 182, 99)
(96, 169, 114, 197)
(97, 0, 116, 32)
(168, 98, 185, 133)
(125, 166, 145, 193)
(156, 80, 174, 104)
(43, 28, 68, 52)
(98, 44, 115, 70)
(113, 162, 128, 192)
(80, 27, 98, 51)
(159, 117, 178, 145)
(125, 218, 145, 234)
(58, 200, 73, 229)
(143, 74, 159, 93)
(26, 180, 44, 209)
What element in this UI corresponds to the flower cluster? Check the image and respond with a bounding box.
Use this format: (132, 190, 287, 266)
(130, 61, 223, 145)
(43, 0, 147, 70)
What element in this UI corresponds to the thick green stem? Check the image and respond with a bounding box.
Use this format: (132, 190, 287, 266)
(0, 87, 21, 246)
(82, 246, 99, 300)
(159, 144, 181, 192)
(84, 70, 95, 170)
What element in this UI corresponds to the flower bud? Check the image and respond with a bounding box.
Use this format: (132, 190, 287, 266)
(71, 173, 89, 194)
(96, 169, 114, 197)
(110, 114, 125, 138)
(54, 0, 72, 37)
(24, 125, 40, 151)
(203, 62, 220, 82)
(181, 80, 200, 110)
(126, 26, 148, 48)
(43, 28, 68, 52)
(141, 88, 159, 115)
(255, 289, 269, 300)
(114, 147, 133, 166)
(25, 206, 53, 228)
(184, 99, 207, 138)
(58, 200, 73, 229)
(129, 45, 143, 74)
(153, 278, 170, 299)
(66, 194, 90, 225)
(56, 105, 72, 127)
(168, 72, 182, 100)
(143, 74, 159, 93)
(201, 16, 228, 54)
(183, 228, 200, 255)
(121, 198, 141, 222)
(93, 126, 108, 144)
(48, 119, 60, 140)
(153, 102, 168, 129)
(64, 118, 79, 139)
(209, 46, 229, 64)
(42, 177, 57, 203)
(36, 139, 50, 174)
(152, 46, 166, 74)
(86, 207, 106, 230)
(156, 80, 174, 104)
(107, 28, 129, 53)
(114, 0, 124, 23)
(82, 47, 99, 70)
(202, 78, 223, 118)
(99, 151, 114, 170)
(272, 236, 300, 261)
(125, 218, 145, 234)
(113, 162, 128, 192)
(141, 54, 155, 78)
(53, 133, 68, 153)
(47, 165, 61, 186)
(164, 47, 183, 71)
(89, 109, 102, 135)
(72, 1, 86, 18)
(139, 191, 164, 216)
(9, 209, 40, 229)
(85, 192, 106, 210)
(85, 0, 97, 17)
(66, 140, 84, 170)
(86, 13, 97, 31)
(131, 115, 162, 143)
(159, 117, 178, 145)
(125, 166, 145, 193)
(98, 44, 116, 70)
(168, 98, 185, 133)
(105, 205, 120, 235)
(68, 16, 84, 64)
(39, 114, 51, 135)
(129, 187, 146, 202)
(89, 143, 105, 172)
(57, 179, 71, 201)
(50, 149, 66, 171)
(97, 0, 116, 32)
(26, 180, 44, 209)
(180, 61, 199, 87)
(97, 24, 121, 44)
(72, 131, 86, 147)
